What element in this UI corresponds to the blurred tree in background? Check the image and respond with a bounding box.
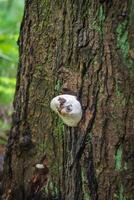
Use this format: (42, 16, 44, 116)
(0, 0, 24, 144)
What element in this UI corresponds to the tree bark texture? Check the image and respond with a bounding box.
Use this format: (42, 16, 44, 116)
(2, 0, 134, 200)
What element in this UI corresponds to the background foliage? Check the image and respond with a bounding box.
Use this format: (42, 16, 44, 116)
(0, 0, 24, 144)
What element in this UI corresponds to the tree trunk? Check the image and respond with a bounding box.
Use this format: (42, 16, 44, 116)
(2, 0, 134, 200)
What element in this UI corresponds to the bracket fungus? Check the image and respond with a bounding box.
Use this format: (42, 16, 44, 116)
(50, 94, 82, 127)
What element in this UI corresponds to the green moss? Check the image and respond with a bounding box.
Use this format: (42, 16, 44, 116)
(91, 5, 105, 33)
(114, 185, 126, 200)
(55, 79, 62, 93)
(130, 0, 134, 15)
(38, 140, 47, 152)
(98, 5, 105, 24)
(41, 0, 51, 28)
(119, 185, 126, 200)
(115, 145, 122, 170)
(81, 168, 92, 200)
(115, 82, 126, 107)
(84, 192, 92, 200)
(55, 117, 64, 139)
(116, 8, 134, 71)
(53, 78, 63, 135)
(43, 180, 59, 198)
(116, 20, 129, 59)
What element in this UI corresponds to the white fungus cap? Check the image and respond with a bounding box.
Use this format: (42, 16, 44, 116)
(35, 164, 44, 169)
(50, 94, 82, 127)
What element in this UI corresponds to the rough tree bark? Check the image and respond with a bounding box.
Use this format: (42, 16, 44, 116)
(2, 0, 134, 200)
